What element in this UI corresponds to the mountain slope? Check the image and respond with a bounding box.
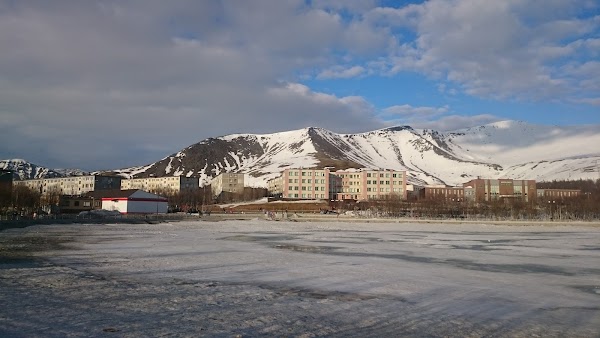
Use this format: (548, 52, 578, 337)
(109, 120, 599, 187)
(7, 121, 600, 187)
(0, 159, 67, 180)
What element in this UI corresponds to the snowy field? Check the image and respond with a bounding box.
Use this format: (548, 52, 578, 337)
(1, 220, 599, 337)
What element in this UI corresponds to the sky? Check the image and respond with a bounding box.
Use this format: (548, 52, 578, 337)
(1, 0, 599, 171)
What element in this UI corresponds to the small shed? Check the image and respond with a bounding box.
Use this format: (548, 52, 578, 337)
(98, 189, 168, 214)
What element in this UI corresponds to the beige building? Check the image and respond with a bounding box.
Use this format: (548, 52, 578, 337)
(269, 168, 331, 200)
(15, 175, 121, 196)
(121, 176, 199, 194)
(332, 169, 407, 201)
(268, 168, 407, 201)
(210, 172, 245, 197)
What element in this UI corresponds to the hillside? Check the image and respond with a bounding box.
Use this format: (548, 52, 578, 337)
(5, 120, 600, 187)
(107, 120, 600, 187)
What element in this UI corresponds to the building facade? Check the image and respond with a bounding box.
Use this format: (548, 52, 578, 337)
(96, 189, 168, 214)
(15, 175, 122, 196)
(121, 176, 199, 194)
(463, 178, 537, 202)
(332, 169, 407, 201)
(423, 186, 465, 201)
(537, 189, 581, 200)
(278, 168, 331, 200)
(210, 173, 245, 197)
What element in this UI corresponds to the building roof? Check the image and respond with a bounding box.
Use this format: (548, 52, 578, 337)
(85, 189, 142, 199)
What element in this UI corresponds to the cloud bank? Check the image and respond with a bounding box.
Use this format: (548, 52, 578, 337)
(0, 0, 597, 170)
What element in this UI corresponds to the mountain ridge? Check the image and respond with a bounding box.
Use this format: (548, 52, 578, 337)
(3, 120, 600, 187)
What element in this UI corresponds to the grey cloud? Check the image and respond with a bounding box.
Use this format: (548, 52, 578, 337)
(413, 114, 502, 132)
(0, 0, 386, 170)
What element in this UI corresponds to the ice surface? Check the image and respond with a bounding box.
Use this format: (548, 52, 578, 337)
(1, 220, 599, 337)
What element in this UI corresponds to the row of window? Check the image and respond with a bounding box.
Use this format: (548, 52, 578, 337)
(286, 193, 327, 198)
(287, 186, 327, 191)
(288, 179, 327, 184)
(287, 171, 327, 177)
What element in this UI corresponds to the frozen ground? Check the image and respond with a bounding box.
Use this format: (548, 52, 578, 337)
(1, 220, 599, 337)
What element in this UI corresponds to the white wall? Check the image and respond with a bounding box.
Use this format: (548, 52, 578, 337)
(126, 200, 168, 214)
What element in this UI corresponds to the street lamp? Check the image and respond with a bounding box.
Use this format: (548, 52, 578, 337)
(548, 200, 555, 220)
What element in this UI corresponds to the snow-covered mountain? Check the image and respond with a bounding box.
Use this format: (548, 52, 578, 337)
(0, 159, 88, 180)
(106, 120, 600, 187)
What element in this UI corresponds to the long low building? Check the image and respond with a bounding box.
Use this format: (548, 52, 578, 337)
(14, 175, 122, 196)
(121, 176, 199, 194)
(91, 189, 168, 214)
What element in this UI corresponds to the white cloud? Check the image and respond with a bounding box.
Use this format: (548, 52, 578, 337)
(377, 0, 600, 102)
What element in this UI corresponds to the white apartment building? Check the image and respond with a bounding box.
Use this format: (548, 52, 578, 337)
(14, 175, 122, 196)
(121, 176, 199, 194)
(210, 172, 245, 197)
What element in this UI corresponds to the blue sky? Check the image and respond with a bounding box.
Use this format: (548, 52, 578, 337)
(0, 0, 599, 170)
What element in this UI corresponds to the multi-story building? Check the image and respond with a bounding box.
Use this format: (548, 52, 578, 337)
(423, 185, 465, 201)
(269, 168, 408, 201)
(332, 169, 407, 201)
(121, 176, 199, 194)
(272, 168, 331, 200)
(14, 175, 122, 196)
(463, 178, 537, 202)
(210, 172, 245, 197)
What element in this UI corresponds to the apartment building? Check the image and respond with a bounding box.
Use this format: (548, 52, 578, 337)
(210, 172, 245, 197)
(15, 175, 122, 196)
(332, 169, 407, 201)
(121, 176, 199, 194)
(270, 168, 331, 200)
(463, 178, 537, 202)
